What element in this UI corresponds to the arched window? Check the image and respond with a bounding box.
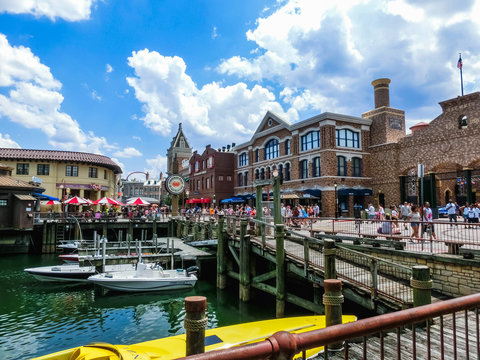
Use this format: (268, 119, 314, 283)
(264, 139, 279, 160)
(459, 115, 468, 129)
(261, 168, 265, 180)
(238, 173, 243, 187)
(285, 163, 291, 181)
(301, 131, 320, 151)
(279, 164, 284, 179)
(284, 139, 291, 155)
(244, 172, 248, 186)
(206, 177, 210, 189)
(239, 152, 248, 167)
(255, 169, 259, 180)
(313, 157, 321, 177)
(337, 156, 346, 176)
(300, 160, 308, 179)
(255, 149, 259, 162)
(352, 157, 362, 177)
(336, 129, 360, 148)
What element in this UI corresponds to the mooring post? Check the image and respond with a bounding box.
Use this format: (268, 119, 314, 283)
(324, 279, 344, 351)
(313, 283, 323, 315)
(324, 239, 337, 280)
(239, 218, 251, 301)
(411, 265, 432, 307)
(275, 223, 285, 318)
(102, 223, 107, 239)
(41, 221, 48, 254)
(49, 222, 56, 253)
(216, 215, 227, 289)
(184, 296, 207, 356)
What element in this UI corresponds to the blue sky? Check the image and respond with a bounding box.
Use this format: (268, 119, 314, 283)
(1, 0, 479, 178)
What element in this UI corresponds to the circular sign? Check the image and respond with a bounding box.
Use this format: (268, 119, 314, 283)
(165, 175, 186, 195)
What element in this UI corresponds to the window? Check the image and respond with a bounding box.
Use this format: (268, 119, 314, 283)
(37, 164, 50, 176)
(206, 177, 210, 189)
(301, 131, 320, 151)
(203, 160, 206, 169)
(0, 199, 7, 206)
(264, 139, 279, 160)
(255, 169, 259, 180)
(337, 156, 346, 176)
(16, 163, 29, 175)
(352, 157, 362, 177)
(104, 170, 107, 179)
(313, 157, 321, 177)
(336, 129, 360, 148)
(195, 161, 199, 172)
(218, 175, 224, 181)
(207, 156, 214, 168)
(285, 139, 290, 155)
(244, 172, 248, 186)
(300, 160, 309, 179)
(260, 168, 265, 180)
(211, 175, 214, 188)
(285, 163, 291, 181)
(226, 175, 232, 182)
(66, 165, 78, 177)
(279, 164, 283, 179)
(238, 173, 243, 187)
(239, 152, 248, 167)
(255, 149, 259, 162)
(197, 180, 200, 189)
(459, 115, 468, 129)
(89, 167, 98, 178)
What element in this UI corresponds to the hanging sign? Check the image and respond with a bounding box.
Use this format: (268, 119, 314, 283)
(165, 175, 186, 195)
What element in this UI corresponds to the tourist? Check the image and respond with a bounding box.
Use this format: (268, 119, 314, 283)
(422, 202, 436, 240)
(409, 205, 421, 240)
(446, 199, 457, 226)
(462, 203, 470, 226)
(400, 202, 411, 230)
(367, 203, 375, 221)
(313, 203, 320, 217)
(378, 214, 392, 235)
(281, 203, 286, 223)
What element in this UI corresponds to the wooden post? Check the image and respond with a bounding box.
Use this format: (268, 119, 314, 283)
(255, 185, 263, 236)
(313, 283, 323, 315)
(323, 279, 344, 351)
(324, 239, 337, 279)
(184, 296, 207, 356)
(49, 222, 56, 253)
(216, 215, 227, 289)
(153, 217, 157, 237)
(239, 219, 251, 302)
(128, 222, 134, 244)
(41, 222, 48, 254)
(275, 224, 285, 318)
(102, 223, 107, 239)
(411, 265, 432, 307)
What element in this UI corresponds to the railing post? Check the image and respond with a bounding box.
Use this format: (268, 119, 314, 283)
(261, 222, 266, 247)
(323, 279, 344, 352)
(216, 215, 227, 289)
(239, 218, 251, 302)
(370, 258, 378, 308)
(275, 224, 285, 318)
(153, 217, 157, 238)
(303, 238, 310, 277)
(184, 296, 207, 356)
(324, 239, 336, 279)
(411, 265, 432, 307)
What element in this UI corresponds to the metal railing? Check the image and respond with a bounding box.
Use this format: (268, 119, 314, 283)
(176, 293, 480, 360)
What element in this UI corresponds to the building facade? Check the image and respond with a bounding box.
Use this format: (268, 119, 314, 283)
(0, 148, 122, 204)
(188, 145, 235, 206)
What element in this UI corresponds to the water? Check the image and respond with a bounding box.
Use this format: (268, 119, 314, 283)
(0, 254, 280, 360)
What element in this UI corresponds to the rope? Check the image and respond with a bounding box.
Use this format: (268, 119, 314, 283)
(184, 316, 208, 331)
(323, 248, 336, 256)
(410, 278, 433, 290)
(323, 294, 344, 306)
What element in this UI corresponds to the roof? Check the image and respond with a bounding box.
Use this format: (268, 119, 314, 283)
(14, 194, 37, 201)
(0, 176, 39, 189)
(0, 148, 122, 174)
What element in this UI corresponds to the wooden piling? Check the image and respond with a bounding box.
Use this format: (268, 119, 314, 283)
(275, 224, 285, 318)
(216, 215, 227, 289)
(411, 265, 432, 307)
(184, 296, 207, 356)
(323, 279, 344, 351)
(239, 219, 251, 302)
(42, 221, 48, 254)
(324, 239, 337, 280)
(102, 223, 107, 239)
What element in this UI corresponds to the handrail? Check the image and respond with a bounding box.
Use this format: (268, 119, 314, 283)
(176, 293, 480, 360)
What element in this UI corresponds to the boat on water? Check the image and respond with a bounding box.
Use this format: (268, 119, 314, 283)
(31, 315, 357, 360)
(24, 263, 136, 282)
(88, 262, 199, 292)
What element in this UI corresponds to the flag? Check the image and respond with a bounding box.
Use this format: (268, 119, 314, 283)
(457, 55, 463, 69)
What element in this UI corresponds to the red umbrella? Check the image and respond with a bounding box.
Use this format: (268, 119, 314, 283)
(64, 196, 88, 205)
(126, 197, 150, 206)
(41, 200, 61, 205)
(93, 196, 121, 205)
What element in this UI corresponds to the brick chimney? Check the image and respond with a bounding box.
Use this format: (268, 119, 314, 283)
(372, 78, 391, 108)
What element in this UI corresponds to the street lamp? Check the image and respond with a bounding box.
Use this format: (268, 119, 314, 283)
(334, 181, 338, 219)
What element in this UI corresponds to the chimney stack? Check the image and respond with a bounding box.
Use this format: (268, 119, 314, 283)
(371, 78, 391, 108)
(222, 146, 226, 152)
(226, 144, 231, 151)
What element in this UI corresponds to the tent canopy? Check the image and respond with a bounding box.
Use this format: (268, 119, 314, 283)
(33, 192, 60, 201)
(220, 197, 245, 204)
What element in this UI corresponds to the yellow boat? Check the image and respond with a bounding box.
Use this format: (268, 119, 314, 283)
(31, 315, 356, 360)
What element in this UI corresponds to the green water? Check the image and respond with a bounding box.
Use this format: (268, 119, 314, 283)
(0, 254, 281, 360)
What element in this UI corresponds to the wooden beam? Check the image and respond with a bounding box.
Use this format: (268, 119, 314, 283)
(252, 270, 277, 284)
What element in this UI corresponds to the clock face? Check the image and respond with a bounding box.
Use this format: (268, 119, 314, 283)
(389, 118, 402, 130)
(165, 175, 185, 195)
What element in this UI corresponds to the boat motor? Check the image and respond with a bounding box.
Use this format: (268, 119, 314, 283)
(186, 266, 199, 277)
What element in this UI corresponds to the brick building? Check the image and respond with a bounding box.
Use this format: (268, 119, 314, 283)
(233, 78, 480, 217)
(187, 145, 235, 207)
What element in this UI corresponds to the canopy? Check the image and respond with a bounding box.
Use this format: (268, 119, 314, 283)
(126, 197, 150, 206)
(33, 192, 60, 201)
(64, 196, 88, 205)
(41, 200, 61, 205)
(94, 197, 122, 205)
(220, 197, 245, 204)
(186, 198, 210, 204)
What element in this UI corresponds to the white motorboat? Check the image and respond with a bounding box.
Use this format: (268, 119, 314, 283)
(24, 263, 136, 283)
(88, 263, 198, 292)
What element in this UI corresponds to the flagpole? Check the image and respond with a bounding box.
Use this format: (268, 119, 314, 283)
(459, 52, 464, 96)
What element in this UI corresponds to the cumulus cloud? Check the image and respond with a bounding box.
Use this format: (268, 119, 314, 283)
(110, 157, 125, 173)
(126, 49, 295, 146)
(90, 89, 102, 101)
(145, 154, 168, 178)
(0, 133, 21, 148)
(113, 147, 143, 158)
(0, 34, 113, 154)
(106, 64, 114, 73)
(0, 0, 98, 21)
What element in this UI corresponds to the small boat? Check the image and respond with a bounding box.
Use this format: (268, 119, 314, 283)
(88, 263, 199, 292)
(31, 315, 357, 359)
(24, 263, 136, 283)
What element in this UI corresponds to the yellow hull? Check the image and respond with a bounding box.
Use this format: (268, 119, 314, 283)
(31, 315, 356, 360)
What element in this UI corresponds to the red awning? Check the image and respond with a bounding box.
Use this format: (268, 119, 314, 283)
(186, 198, 211, 204)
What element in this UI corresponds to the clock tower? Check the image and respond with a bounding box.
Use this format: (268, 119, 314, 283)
(362, 78, 405, 145)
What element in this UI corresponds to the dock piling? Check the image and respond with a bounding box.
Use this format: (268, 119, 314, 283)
(411, 265, 432, 307)
(323, 279, 344, 351)
(324, 239, 337, 280)
(239, 218, 251, 302)
(275, 224, 285, 318)
(217, 215, 227, 289)
(184, 296, 207, 356)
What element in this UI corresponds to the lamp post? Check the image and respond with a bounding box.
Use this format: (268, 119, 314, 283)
(334, 181, 338, 219)
(272, 167, 282, 225)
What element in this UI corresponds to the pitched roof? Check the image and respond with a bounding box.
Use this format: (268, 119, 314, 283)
(0, 148, 122, 174)
(0, 176, 39, 189)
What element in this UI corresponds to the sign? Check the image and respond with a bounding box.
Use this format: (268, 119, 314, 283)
(417, 164, 424, 178)
(389, 118, 402, 130)
(165, 175, 186, 195)
(254, 180, 274, 187)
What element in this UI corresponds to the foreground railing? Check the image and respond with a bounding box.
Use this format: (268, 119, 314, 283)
(176, 293, 480, 360)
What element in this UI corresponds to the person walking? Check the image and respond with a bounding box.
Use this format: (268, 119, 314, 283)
(446, 199, 457, 226)
(400, 201, 411, 230)
(409, 205, 421, 241)
(422, 202, 437, 240)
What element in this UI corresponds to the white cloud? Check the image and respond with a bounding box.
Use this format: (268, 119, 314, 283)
(106, 64, 114, 73)
(212, 26, 218, 39)
(90, 89, 102, 101)
(145, 154, 168, 178)
(126, 49, 295, 146)
(132, 136, 142, 141)
(110, 157, 125, 173)
(0, 0, 98, 21)
(113, 147, 143, 158)
(0, 133, 20, 148)
(0, 33, 113, 154)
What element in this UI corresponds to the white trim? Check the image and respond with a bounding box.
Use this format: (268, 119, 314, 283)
(335, 127, 362, 150)
(319, 119, 336, 126)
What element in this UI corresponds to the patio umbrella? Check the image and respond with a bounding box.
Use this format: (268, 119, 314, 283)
(93, 196, 121, 205)
(126, 197, 150, 206)
(41, 200, 61, 205)
(82, 198, 94, 205)
(64, 196, 88, 205)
